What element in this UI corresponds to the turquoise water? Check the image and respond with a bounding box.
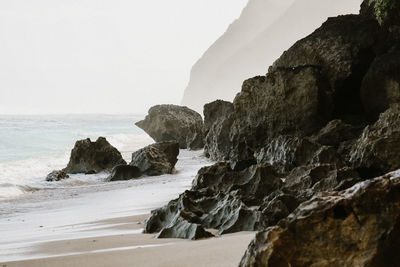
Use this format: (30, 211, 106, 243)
(0, 114, 153, 199)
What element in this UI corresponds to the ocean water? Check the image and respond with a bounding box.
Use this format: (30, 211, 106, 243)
(0, 114, 154, 199)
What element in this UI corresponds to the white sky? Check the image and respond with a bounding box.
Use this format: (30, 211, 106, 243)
(0, 0, 247, 114)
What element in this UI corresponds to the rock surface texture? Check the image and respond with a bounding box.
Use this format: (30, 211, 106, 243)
(63, 137, 126, 174)
(136, 105, 204, 150)
(145, 1, 400, 265)
(240, 172, 400, 267)
(130, 141, 179, 176)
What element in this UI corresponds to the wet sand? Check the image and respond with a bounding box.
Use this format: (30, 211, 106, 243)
(2, 214, 254, 267)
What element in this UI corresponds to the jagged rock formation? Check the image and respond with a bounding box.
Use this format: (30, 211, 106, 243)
(182, 0, 361, 112)
(130, 141, 179, 176)
(239, 172, 400, 267)
(136, 105, 204, 150)
(63, 137, 126, 174)
(145, 1, 400, 265)
(204, 14, 380, 167)
(46, 170, 69, 182)
(107, 165, 141, 181)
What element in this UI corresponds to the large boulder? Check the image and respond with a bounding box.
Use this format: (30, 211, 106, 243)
(63, 137, 126, 174)
(240, 171, 400, 267)
(350, 104, 400, 176)
(130, 141, 179, 176)
(135, 105, 204, 150)
(107, 165, 141, 181)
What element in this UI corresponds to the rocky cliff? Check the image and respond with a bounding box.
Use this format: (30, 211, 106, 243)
(181, 0, 362, 112)
(145, 0, 400, 265)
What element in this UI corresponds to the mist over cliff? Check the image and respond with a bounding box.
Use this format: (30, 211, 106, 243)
(182, 0, 362, 112)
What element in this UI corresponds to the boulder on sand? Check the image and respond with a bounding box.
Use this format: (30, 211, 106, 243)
(135, 105, 205, 150)
(63, 137, 126, 174)
(107, 165, 141, 181)
(130, 141, 179, 176)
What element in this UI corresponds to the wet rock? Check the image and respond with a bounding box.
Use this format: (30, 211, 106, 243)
(311, 119, 361, 147)
(135, 105, 204, 150)
(64, 137, 126, 174)
(240, 172, 400, 267)
(130, 141, 179, 176)
(108, 165, 141, 181)
(361, 48, 400, 121)
(46, 170, 69, 182)
(350, 104, 400, 176)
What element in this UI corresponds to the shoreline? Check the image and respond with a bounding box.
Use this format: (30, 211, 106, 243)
(1, 214, 255, 267)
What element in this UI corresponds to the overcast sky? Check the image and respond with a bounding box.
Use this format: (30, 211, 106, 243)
(0, 0, 248, 114)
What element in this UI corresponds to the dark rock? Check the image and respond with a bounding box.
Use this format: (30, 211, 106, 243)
(272, 15, 380, 121)
(361, 48, 400, 121)
(203, 100, 234, 134)
(135, 105, 204, 150)
(203, 101, 235, 161)
(239, 172, 400, 267)
(130, 141, 179, 176)
(64, 137, 126, 174)
(311, 119, 362, 147)
(361, 0, 400, 28)
(145, 163, 283, 239)
(108, 165, 141, 181)
(283, 164, 361, 200)
(350, 104, 400, 176)
(256, 136, 344, 174)
(46, 170, 69, 182)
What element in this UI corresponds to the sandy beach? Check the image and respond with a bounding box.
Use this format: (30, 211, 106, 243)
(2, 214, 254, 267)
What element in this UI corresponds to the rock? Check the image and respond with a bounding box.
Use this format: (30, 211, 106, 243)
(130, 141, 179, 176)
(311, 119, 362, 147)
(283, 165, 361, 200)
(361, 48, 400, 121)
(272, 15, 380, 121)
(203, 100, 234, 133)
(361, 0, 400, 27)
(239, 171, 400, 267)
(145, 163, 283, 239)
(203, 100, 235, 161)
(63, 137, 126, 174)
(256, 136, 344, 174)
(135, 105, 204, 150)
(46, 170, 69, 182)
(350, 104, 400, 176)
(108, 165, 141, 181)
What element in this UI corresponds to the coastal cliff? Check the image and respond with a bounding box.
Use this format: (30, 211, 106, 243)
(181, 0, 361, 112)
(146, 0, 400, 265)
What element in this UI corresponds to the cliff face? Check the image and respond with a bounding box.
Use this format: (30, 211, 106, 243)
(181, 0, 362, 112)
